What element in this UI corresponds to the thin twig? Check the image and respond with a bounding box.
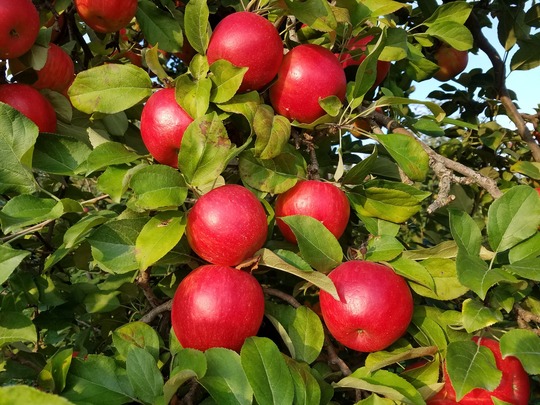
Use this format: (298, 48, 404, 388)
(140, 299, 173, 323)
(263, 287, 302, 308)
(136, 268, 161, 308)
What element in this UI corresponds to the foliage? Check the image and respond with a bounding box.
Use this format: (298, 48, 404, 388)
(1, 0, 540, 404)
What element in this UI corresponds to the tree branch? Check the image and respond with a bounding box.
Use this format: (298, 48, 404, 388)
(140, 299, 172, 323)
(136, 268, 162, 308)
(466, 12, 540, 162)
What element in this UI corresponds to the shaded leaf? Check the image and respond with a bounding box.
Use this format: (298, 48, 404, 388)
(500, 329, 540, 375)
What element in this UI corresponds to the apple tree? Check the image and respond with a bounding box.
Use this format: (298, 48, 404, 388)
(1, 0, 540, 404)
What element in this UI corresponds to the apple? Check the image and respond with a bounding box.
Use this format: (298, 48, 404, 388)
(269, 44, 346, 123)
(319, 260, 414, 352)
(433, 43, 468, 82)
(339, 35, 391, 89)
(434, 336, 530, 404)
(206, 11, 283, 92)
(186, 184, 268, 266)
(0, 83, 56, 132)
(29, 44, 74, 94)
(140, 87, 194, 168)
(74, 0, 138, 34)
(44, 11, 66, 43)
(0, 0, 40, 59)
(274, 180, 350, 243)
(171, 264, 265, 352)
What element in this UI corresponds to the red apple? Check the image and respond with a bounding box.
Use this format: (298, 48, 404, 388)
(74, 0, 138, 34)
(171, 264, 265, 352)
(0, 83, 56, 132)
(339, 35, 391, 89)
(0, 0, 40, 59)
(140, 87, 194, 168)
(269, 44, 346, 123)
(207, 11, 283, 92)
(274, 180, 350, 243)
(436, 336, 530, 404)
(319, 260, 414, 352)
(30, 44, 74, 94)
(186, 184, 268, 266)
(433, 43, 468, 82)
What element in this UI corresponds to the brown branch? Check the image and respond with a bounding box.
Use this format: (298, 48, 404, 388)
(140, 299, 172, 323)
(466, 13, 540, 162)
(514, 303, 540, 336)
(136, 268, 162, 308)
(263, 287, 302, 308)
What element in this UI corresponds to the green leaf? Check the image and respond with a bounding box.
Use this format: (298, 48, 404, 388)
(390, 256, 435, 290)
(487, 186, 540, 252)
(0, 103, 38, 194)
(0, 195, 64, 234)
(63, 214, 111, 249)
(177, 112, 235, 186)
(84, 142, 142, 175)
(175, 74, 212, 119)
(348, 180, 430, 223)
(0, 311, 37, 347)
(449, 209, 482, 256)
(87, 218, 147, 274)
(365, 346, 439, 373)
(112, 322, 161, 362)
(500, 329, 540, 375)
(172, 348, 207, 379)
(280, 215, 343, 273)
(362, 0, 408, 18)
(137, 0, 183, 53)
(135, 211, 186, 270)
(342, 146, 378, 185)
(189, 54, 210, 80)
(257, 249, 339, 300)
(423, 2, 473, 26)
(374, 133, 429, 181)
(365, 235, 404, 262)
(410, 309, 448, 354)
(38, 348, 73, 393)
(462, 298, 503, 333)
(409, 257, 468, 300)
(83, 291, 121, 313)
(126, 346, 164, 404)
(199, 348, 253, 405)
(285, 357, 322, 405)
(241, 337, 295, 405)
(33, 133, 92, 175)
(403, 240, 458, 260)
(282, 0, 337, 32)
(425, 21, 473, 51)
(0, 385, 75, 405)
(510, 34, 540, 70)
(253, 105, 291, 160)
(209, 59, 248, 103)
(288, 306, 325, 364)
(69, 64, 153, 114)
(63, 355, 135, 405)
(504, 258, 540, 281)
(446, 340, 502, 401)
(0, 244, 30, 285)
(97, 166, 130, 203)
(510, 161, 540, 179)
(143, 45, 170, 83)
(319, 95, 342, 117)
(128, 165, 188, 211)
(184, 0, 210, 55)
(217, 91, 261, 127)
(238, 147, 306, 194)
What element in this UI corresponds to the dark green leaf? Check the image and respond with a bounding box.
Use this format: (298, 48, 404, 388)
(0, 195, 64, 234)
(112, 322, 161, 362)
(282, 0, 337, 32)
(504, 258, 540, 281)
(342, 146, 377, 185)
(0, 311, 37, 347)
(84, 142, 142, 175)
(33, 134, 92, 175)
(184, 0, 210, 54)
(83, 291, 121, 313)
(137, 0, 183, 53)
(375, 133, 429, 181)
(0, 244, 30, 285)
(500, 329, 540, 374)
(288, 306, 325, 364)
(285, 358, 322, 405)
(240, 337, 294, 405)
(126, 346, 164, 404)
(449, 209, 482, 256)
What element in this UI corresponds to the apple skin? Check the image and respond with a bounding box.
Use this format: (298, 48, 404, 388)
(433, 43, 468, 82)
(171, 264, 265, 352)
(207, 11, 283, 93)
(0, 0, 40, 59)
(275, 180, 350, 243)
(269, 44, 346, 124)
(30, 44, 74, 94)
(0, 83, 56, 132)
(435, 336, 530, 404)
(319, 260, 414, 352)
(186, 184, 268, 266)
(74, 0, 138, 34)
(140, 88, 194, 168)
(339, 35, 391, 89)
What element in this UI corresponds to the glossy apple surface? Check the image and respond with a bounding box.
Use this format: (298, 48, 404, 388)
(433, 43, 468, 81)
(74, 0, 138, 33)
(339, 35, 391, 89)
(207, 11, 283, 92)
(269, 44, 346, 124)
(0, 83, 56, 132)
(171, 264, 265, 352)
(31, 44, 75, 94)
(140, 88, 193, 168)
(436, 336, 530, 404)
(275, 180, 350, 243)
(319, 260, 414, 352)
(0, 0, 40, 59)
(186, 184, 268, 266)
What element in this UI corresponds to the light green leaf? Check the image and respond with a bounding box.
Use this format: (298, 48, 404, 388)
(184, 0, 210, 55)
(135, 211, 186, 270)
(487, 186, 540, 252)
(0, 311, 37, 347)
(209, 59, 247, 103)
(112, 322, 161, 362)
(283, 0, 337, 32)
(409, 257, 468, 300)
(374, 133, 429, 181)
(0, 244, 30, 285)
(510, 161, 540, 179)
(504, 258, 540, 281)
(217, 91, 261, 127)
(84, 142, 142, 175)
(425, 21, 474, 51)
(69, 64, 153, 114)
(462, 298, 503, 333)
(0, 386, 75, 405)
(423, 2, 473, 26)
(253, 105, 291, 160)
(285, 358, 322, 405)
(240, 337, 294, 405)
(38, 348, 73, 393)
(288, 306, 325, 364)
(0, 195, 64, 234)
(500, 329, 540, 375)
(365, 235, 404, 262)
(449, 209, 482, 256)
(175, 74, 212, 119)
